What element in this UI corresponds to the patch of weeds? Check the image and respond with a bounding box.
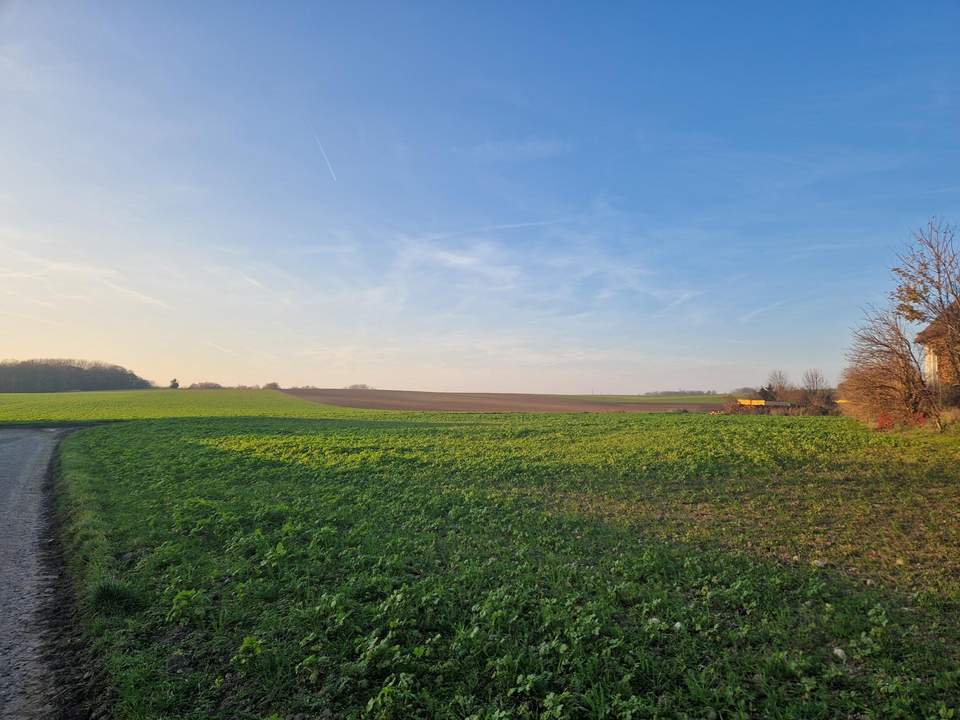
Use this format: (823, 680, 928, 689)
(165, 589, 211, 626)
(91, 577, 140, 614)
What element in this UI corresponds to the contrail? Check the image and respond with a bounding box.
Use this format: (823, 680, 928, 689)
(100, 279, 171, 309)
(314, 135, 338, 182)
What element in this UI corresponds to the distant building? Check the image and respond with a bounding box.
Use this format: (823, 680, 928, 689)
(736, 398, 793, 408)
(916, 307, 959, 385)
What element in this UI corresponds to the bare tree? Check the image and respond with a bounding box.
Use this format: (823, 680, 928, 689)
(842, 307, 940, 427)
(891, 218, 960, 382)
(800, 368, 830, 409)
(801, 369, 825, 394)
(767, 369, 791, 399)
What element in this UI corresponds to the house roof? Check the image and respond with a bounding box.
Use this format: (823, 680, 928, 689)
(916, 302, 960, 344)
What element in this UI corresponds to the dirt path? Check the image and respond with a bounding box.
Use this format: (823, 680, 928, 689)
(0, 428, 70, 719)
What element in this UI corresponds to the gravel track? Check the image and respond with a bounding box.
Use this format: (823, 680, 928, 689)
(0, 428, 70, 719)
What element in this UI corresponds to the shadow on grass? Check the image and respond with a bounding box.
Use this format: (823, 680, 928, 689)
(58, 417, 960, 718)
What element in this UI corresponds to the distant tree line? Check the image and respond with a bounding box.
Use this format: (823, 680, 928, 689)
(732, 368, 837, 415)
(182, 381, 282, 390)
(0, 359, 152, 393)
(0, 361, 291, 394)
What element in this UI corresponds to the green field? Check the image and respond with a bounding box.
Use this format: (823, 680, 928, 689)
(0, 389, 334, 423)
(16, 391, 960, 718)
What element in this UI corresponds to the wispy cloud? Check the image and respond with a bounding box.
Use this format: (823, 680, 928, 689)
(0, 252, 119, 281)
(208, 341, 241, 357)
(426, 217, 576, 243)
(100, 279, 171, 309)
(738, 300, 784, 324)
(396, 238, 520, 287)
(0, 310, 63, 327)
(662, 290, 703, 309)
(285, 243, 359, 257)
(237, 271, 266, 290)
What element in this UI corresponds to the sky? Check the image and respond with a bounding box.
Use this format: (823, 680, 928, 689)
(1, 1, 959, 392)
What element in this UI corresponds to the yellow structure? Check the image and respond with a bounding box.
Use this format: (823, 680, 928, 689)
(736, 398, 793, 408)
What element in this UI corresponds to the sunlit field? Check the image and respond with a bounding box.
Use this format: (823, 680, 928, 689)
(0, 389, 333, 424)
(19, 391, 958, 718)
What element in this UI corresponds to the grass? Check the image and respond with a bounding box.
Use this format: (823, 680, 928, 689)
(0, 388, 333, 424)
(17, 391, 960, 718)
(0, 389, 729, 425)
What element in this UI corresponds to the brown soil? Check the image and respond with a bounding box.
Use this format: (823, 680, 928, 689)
(284, 388, 718, 413)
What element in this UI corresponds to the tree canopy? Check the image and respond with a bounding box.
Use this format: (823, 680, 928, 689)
(0, 359, 152, 393)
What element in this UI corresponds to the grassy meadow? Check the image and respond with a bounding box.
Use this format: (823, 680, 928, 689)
(0, 388, 334, 423)
(12, 390, 960, 718)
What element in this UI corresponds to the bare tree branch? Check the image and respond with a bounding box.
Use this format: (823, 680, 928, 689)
(842, 306, 940, 427)
(891, 218, 960, 382)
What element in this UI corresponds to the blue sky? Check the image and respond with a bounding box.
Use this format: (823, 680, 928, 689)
(2, 1, 958, 391)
